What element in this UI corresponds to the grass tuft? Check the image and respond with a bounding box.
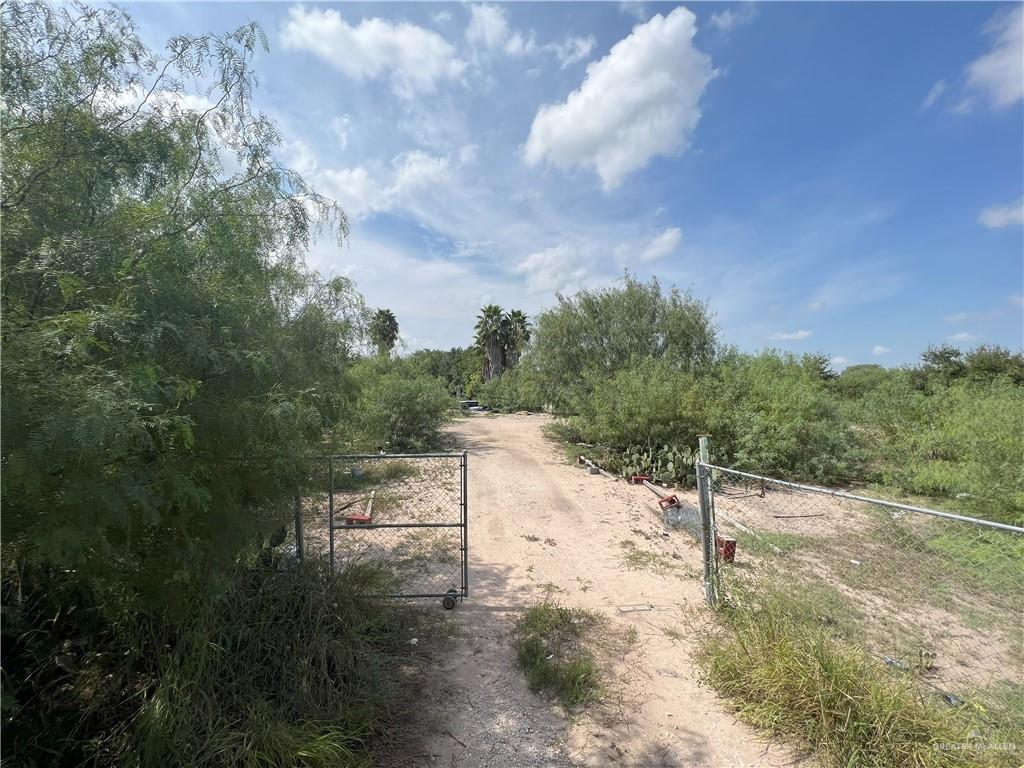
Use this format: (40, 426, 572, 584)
(3, 559, 438, 767)
(513, 602, 604, 708)
(696, 584, 1020, 768)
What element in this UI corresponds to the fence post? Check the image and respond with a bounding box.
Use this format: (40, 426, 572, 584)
(696, 458, 718, 607)
(328, 457, 335, 572)
(294, 491, 304, 563)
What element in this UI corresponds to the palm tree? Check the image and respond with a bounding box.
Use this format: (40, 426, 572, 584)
(369, 308, 399, 357)
(475, 304, 506, 381)
(504, 309, 530, 368)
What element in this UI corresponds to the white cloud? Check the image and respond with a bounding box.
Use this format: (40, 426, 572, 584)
(830, 356, 849, 370)
(547, 35, 596, 68)
(637, 227, 682, 262)
(314, 150, 451, 220)
(965, 6, 1023, 109)
(979, 198, 1024, 228)
(282, 138, 318, 176)
(619, 3, 648, 22)
(306, 234, 517, 351)
(99, 84, 217, 116)
(770, 330, 812, 341)
(465, 4, 537, 57)
(921, 80, 947, 110)
(710, 4, 758, 34)
(872, 345, 890, 356)
(433, 11, 453, 25)
(523, 7, 715, 190)
(330, 116, 352, 150)
(316, 166, 385, 219)
(1011, 294, 1024, 307)
(466, 4, 509, 49)
(466, 4, 591, 68)
(944, 311, 971, 323)
(949, 331, 979, 342)
(281, 7, 466, 98)
(392, 150, 450, 191)
(514, 245, 588, 295)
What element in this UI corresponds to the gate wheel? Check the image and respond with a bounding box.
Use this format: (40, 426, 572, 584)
(442, 589, 459, 610)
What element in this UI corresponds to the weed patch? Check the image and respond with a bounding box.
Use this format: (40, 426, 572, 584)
(696, 584, 1019, 768)
(3, 560, 441, 767)
(513, 602, 604, 708)
(619, 540, 684, 576)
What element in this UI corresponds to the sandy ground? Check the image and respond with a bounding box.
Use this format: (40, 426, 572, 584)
(415, 414, 810, 768)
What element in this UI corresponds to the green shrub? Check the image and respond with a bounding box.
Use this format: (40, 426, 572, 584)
(708, 351, 861, 483)
(475, 367, 543, 412)
(862, 378, 1024, 525)
(406, 346, 482, 398)
(528, 274, 717, 413)
(351, 359, 453, 450)
(576, 358, 703, 449)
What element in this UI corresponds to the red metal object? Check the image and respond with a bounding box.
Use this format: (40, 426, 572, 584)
(658, 494, 680, 510)
(345, 512, 372, 525)
(716, 535, 737, 563)
(630, 474, 651, 484)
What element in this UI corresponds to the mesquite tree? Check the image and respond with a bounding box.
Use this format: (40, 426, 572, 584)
(1, 0, 361, 614)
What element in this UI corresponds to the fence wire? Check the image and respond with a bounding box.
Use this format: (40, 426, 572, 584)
(703, 463, 1023, 724)
(296, 453, 467, 599)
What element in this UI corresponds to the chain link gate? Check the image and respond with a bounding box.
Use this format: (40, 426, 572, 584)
(323, 452, 468, 609)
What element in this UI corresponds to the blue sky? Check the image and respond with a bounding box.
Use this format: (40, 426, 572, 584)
(125, 1, 1024, 367)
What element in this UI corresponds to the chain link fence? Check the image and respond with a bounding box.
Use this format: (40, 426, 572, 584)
(696, 459, 1024, 725)
(293, 452, 467, 605)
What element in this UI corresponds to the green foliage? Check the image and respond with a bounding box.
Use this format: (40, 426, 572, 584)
(708, 351, 861, 483)
(577, 357, 703, 450)
(913, 344, 1024, 390)
(475, 304, 507, 380)
(528, 273, 717, 412)
(831, 364, 892, 399)
(406, 346, 481, 397)
(2, 560, 434, 767)
(1, 0, 358, 611)
(513, 602, 603, 708)
(505, 309, 531, 368)
(350, 358, 453, 450)
(697, 585, 991, 768)
(563, 352, 857, 485)
(474, 366, 543, 412)
(1, 5, 455, 764)
(368, 308, 399, 357)
(858, 377, 1024, 524)
(473, 305, 531, 381)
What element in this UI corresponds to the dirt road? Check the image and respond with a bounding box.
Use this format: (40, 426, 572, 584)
(419, 414, 808, 768)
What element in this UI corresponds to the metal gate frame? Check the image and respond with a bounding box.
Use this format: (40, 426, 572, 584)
(326, 451, 468, 605)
